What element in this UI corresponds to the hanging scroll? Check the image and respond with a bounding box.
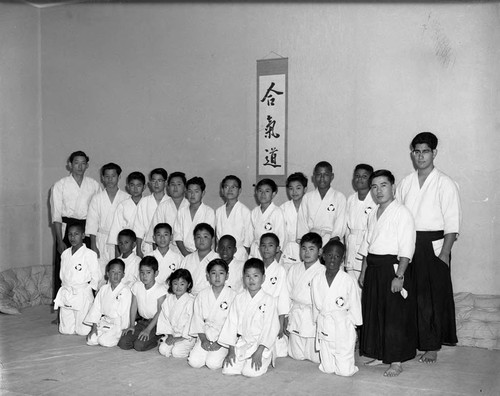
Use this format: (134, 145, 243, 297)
(256, 58, 288, 185)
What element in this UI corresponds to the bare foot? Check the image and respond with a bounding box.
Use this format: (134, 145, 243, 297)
(364, 359, 384, 366)
(419, 351, 437, 364)
(384, 363, 403, 377)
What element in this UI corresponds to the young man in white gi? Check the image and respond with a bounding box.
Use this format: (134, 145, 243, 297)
(50, 151, 101, 301)
(396, 132, 461, 364)
(86, 163, 129, 284)
(297, 161, 347, 247)
(359, 169, 417, 377)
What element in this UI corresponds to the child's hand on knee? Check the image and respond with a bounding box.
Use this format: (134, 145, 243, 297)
(122, 326, 135, 336)
(224, 347, 236, 367)
(251, 348, 264, 371)
(138, 329, 150, 341)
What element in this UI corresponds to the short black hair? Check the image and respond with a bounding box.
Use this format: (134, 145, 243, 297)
(354, 164, 374, 175)
(300, 232, 322, 249)
(67, 223, 85, 234)
(167, 269, 193, 294)
(411, 132, 438, 150)
(243, 258, 265, 275)
(369, 169, 395, 186)
(127, 171, 146, 185)
(322, 239, 346, 256)
(218, 234, 236, 247)
(314, 161, 333, 173)
(139, 256, 158, 272)
(206, 258, 229, 274)
(193, 222, 215, 238)
(68, 151, 89, 163)
(260, 232, 280, 246)
(106, 258, 125, 273)
(286, 172, 308, 188)
(256, 178, 277, 193)
(187, 176, 206, 192)
(153, 223, 172, 235)
(168, 171, 187, 186)
(150, 168, 168, 180)
(101, 162, 122, 177)
(118, 229, 137, 242)
(221, 175, 242, 189)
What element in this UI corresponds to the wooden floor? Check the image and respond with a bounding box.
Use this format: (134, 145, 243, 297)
(1, 306, 499, 396)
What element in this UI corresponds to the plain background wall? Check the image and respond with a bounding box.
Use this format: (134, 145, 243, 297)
(2, 3, 498, 295)
(0, 3, 41, 272)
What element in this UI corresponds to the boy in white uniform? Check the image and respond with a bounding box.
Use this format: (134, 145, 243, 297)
(217, 235, 245, 293)
(345, 164, 375, 281)
(174, 177, 215, 256)
(87, 163, 130, 283)
(396, 132, 461, 364)
(54, 223, 101, 336)
(188, 259, 237, 369)
(359, 170, 416, 377)
(50, 150, 101, 300)
(117, 229, 141, 287)
(259, 233, 290, 357)
(286, 232, 325, 363)
(250, 179, 286, 259)
(145, 171, 189, 255)
(133, 168, 169, 257)
(85, 259, 132, 347)
(146, 223, 182, 285)
(311, 240, 362, 376)
(297, 161, 347, 247)
(280, 172, 308, 271)
(215, 175, 252, 261)
(219, 258, 280, 377)
(118, 256, 168, 351)
(108, 171, 146, 256)
(179, 223, 219, 296)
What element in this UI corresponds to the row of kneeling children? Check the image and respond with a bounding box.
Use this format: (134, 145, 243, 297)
(55, 221, 361, 378)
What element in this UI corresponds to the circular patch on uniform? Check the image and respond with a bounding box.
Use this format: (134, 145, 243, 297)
(259, 304, 266, 313)
(335, 297, 345, 307)
(327, 204, 335, 212)
(264, 222, 273, 230)
(364, 206, 373, 215)
(270, 277, 278, 285)
(220, 301, 228, 310)
(74, 263, 82, 271)
(169, 263, 176, 270)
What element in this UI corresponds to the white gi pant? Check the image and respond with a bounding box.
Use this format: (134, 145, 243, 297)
(188, 339, 229, 370)
(288, 334, 320, 363)
(86, 316, 122, 347)
(222, 340, 273, 377)
(158, 336, 196, 358)
(55, 285, 93, 336)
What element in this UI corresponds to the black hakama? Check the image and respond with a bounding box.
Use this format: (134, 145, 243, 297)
(411, 231, 457, 350)
(360, 254, 417, 364)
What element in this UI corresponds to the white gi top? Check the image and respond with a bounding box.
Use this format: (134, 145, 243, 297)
(156, 292, 195, 338)
(215, 201, 252, 261)
(296, 187, 347, 246)
(226, 258, 245, 294)
(131, 281, 168, 320)
(144, 197, 189, 244)
(179, 250, 219, 296)
(262, 260, 290, 316)
(59, 245, 101, 290)
(107, 197, 141, 245)
(359, 200, 416, 260)
(51, 175, 101, 223)
(250, 202, 287, 257)
(396, 168, 461, 234)
(86, 189, 130, 237)
(133, 194, 169, 240)
(119, 252, 141, 287)
(146, 249, 183, 285)
(189, 285, 237, 341)
(84, 282, 132, 329)
(173, 203, 215, 253)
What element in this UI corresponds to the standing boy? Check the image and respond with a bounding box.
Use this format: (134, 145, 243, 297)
(345, 164, 375, 282)
(147, 223, 182, 285)
(297, 161, 347, 247)
(118, 256, 168, 352)
(133, 168, 169, 257)
(86, 163, 130, 282)
(215, 175, 252, 262)
(50, 151, 101, 299)
(217, 235, 245, 293)
(117, 229, 141, 287)
(108, 171, 146, 256)
(174, 177, 215, 256)
(219, 258, 280, 377)
(359, 170, 416, 377)
(396, 132, 461, 364)
(286, 232, 325, 363)
(54, 223, 101, 336)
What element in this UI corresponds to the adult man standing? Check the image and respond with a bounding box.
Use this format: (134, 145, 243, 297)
(396, 132, 461, 364)
(50, 151, 101, 299)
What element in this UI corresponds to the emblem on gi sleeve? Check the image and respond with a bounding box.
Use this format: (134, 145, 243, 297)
(270, 277, 278, 285)
(264, 222, 273, 230)
(74, 263, 82, 271)
(259, 304, 266, 313)
(327, 204, 335, 212)
(220, 301, 228, 310)
(335, 297, 345, 307)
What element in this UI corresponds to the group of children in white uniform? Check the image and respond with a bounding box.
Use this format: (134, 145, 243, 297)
(53, 131, 461, 378)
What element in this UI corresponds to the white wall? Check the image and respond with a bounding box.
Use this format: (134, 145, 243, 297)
(0, 3, 41, 272)
(37, 3, 499, 294)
